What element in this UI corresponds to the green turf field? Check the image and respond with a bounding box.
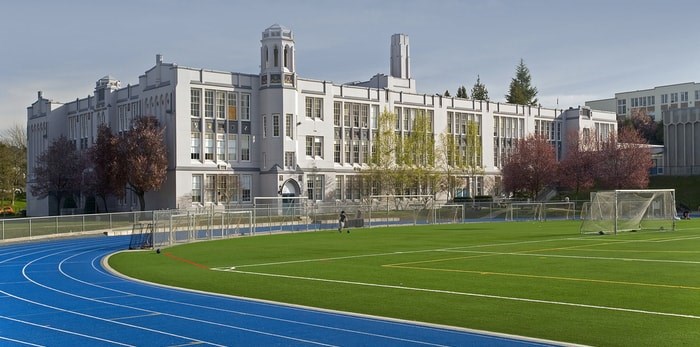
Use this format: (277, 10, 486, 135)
(109, 220, 700, 346)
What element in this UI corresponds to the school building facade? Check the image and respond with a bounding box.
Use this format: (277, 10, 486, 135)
(26, 24, 617, 216)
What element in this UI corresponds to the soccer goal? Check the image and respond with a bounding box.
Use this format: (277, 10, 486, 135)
(505, 202, 576, 221)
(129, 222, 153, 249)
(253, 196, 309, 233)
(580, 189, 676, 235)
(367, 195, 435, 227)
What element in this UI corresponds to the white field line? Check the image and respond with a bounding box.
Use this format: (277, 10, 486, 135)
(437, 249, 700, 265)
(227, 232, 699, 270)
(213, 268, 700, 321)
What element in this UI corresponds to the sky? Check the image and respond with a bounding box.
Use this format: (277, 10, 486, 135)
(2, 0, 700, 133)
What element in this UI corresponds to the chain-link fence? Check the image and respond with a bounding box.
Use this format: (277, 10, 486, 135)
(1, 198, 588, 247)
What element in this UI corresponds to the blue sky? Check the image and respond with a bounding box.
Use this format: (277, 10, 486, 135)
(2, 0, 700, 133)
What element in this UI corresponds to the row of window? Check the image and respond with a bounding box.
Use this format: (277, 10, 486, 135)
(191, 88, 250, 120)
(191, 133, 251, 162)
(619, 90, 700, 114)
(262, 114, 294, 138)
(191, 174, 252, 204)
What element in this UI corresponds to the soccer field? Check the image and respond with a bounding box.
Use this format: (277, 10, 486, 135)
(109, 220, 700, 346)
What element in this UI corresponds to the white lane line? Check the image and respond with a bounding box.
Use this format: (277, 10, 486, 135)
(0, 335, 45, 347)
(0, 315, 133, 346)
(214, 268, 700, 321)
(7, 246, 229, 347)
(46, 247, 337, 347)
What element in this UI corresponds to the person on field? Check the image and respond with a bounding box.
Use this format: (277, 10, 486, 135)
(338, 210, 347, 233)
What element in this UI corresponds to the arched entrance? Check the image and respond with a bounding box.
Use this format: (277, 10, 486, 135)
(280, 180, 302, 214)
(280, 179, 301, 197)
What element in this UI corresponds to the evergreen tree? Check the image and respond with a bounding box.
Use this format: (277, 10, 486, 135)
(444, 90, 451, 97)
(505, 59, 538, 106)
(470, 75, 489, 101)
(456, 86, 468, 98)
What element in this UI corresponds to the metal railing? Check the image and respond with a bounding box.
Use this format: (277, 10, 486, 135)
(1, 199, 587, 244)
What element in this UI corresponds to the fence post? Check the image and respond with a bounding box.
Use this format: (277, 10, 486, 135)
(82, 215, 85, 233)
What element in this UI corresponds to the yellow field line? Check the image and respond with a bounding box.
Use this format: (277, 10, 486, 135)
(383, 264, 700, 291)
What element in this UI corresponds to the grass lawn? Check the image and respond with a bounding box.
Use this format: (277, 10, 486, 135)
(109, 220, 700, 346)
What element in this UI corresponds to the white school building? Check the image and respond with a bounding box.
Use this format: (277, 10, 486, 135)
(26, 24, 617, 216)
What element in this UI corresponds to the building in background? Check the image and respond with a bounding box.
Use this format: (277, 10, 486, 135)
(586, 82, 700, 121)
(26, 24, 617, 216)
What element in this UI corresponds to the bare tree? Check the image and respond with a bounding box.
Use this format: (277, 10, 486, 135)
(30, 136, 84, 214)
(119, 116, 168, 211)
(88, 124, 126, 212)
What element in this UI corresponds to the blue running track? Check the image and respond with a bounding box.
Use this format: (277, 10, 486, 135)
(0, 235, 566, 346)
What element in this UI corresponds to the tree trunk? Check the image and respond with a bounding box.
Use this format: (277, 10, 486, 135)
(138, 192, 146, 211)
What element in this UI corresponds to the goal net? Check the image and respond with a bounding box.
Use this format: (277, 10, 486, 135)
(505, 202, 576, 221)
(367, 195, 435, 227)
(580, 189, 676, 235)
(253, 196, 309, 233)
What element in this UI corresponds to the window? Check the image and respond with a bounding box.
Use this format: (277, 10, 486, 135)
(661, 94, 668, 104)
(314, 98, 322, 119)
(344, 140, 351, 164)
(305, 97, 323, 119)
(273, 114, 280, 136)
(229, 175, 239, 202)
(395, 107, 401, 130)
(262, 115, 267, 137)
(191, 132, 201, 160)
(352, 104, 360, 128)
(335, 176, 343, 200)
(216, 91, 226, 119)
(334, 101, 341, 126)
(617, 99, 627, 115)
(240, 93, 250, 120)
(227, 92, 237, 120)
(217, 175, 229, 205)
(352, 141, 359, 163)
(671, 93, 678, 103)
(191, 88, 201, 117)
(192, 175, 202, 203)
(681, 91, 689, 102)
(241, 175, 252, 202)
(284, 151, 295, 169)
(647, 96, 655, 105)
(344, 103, 351, 126)
(371, 105, 379, 129)
(695, 90, 700, 100)
(241, 134, 250, 161)
(360, 104, 369, 128)
(305, 136, 323, 157)
(205, 90, 214, 118)
(307, 174, 324, 201)
(285, 114, 294, 139)
(204, 133, 214, 160)
(361, 140, 369, 164)
(217, 134, 226, 161)
(334, 140, 341, 163)
(205, 175, 215, 203)
(228, 134, 237, 161)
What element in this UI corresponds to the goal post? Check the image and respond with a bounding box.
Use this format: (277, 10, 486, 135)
(506, 202, 576, 221)
(253, 196, 310, 233)
(580, 189, 676, 235)
(367, 194, 435, 227)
